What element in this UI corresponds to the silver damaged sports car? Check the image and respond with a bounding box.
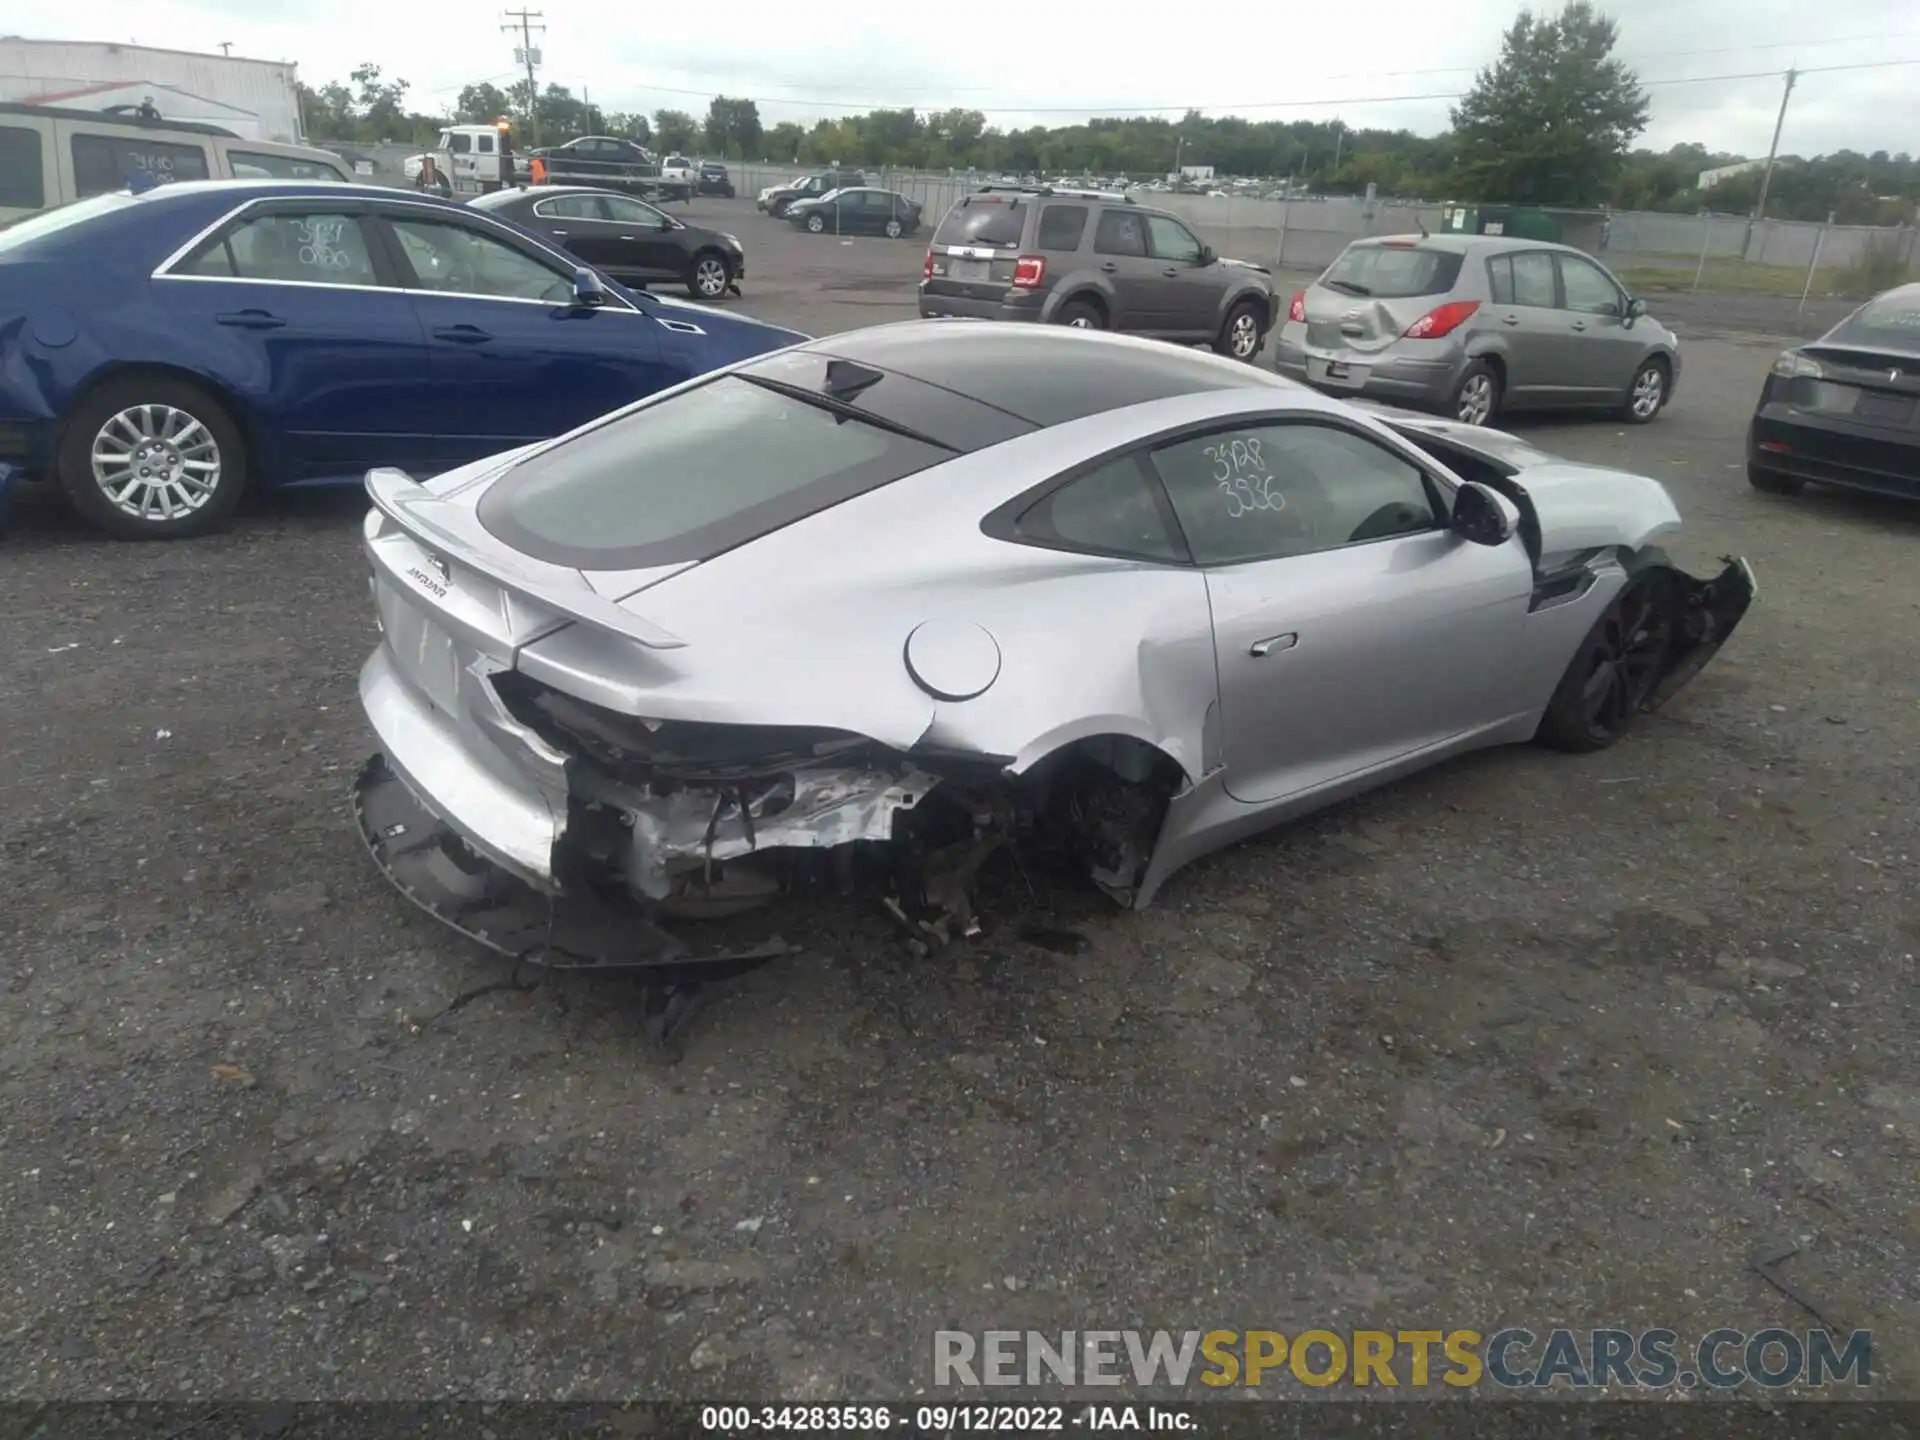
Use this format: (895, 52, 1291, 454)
(353, 321, 1755, 986)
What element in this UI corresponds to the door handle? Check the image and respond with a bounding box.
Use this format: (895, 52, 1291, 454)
(1100, 261, 1119, 273)
(1500, 314, 1521, 326)
(215, 309, 285, 329)
(549, 228, 569, 236)
(1249, 632, 1298, 657)
(431, 324, 493, 344)
(1570, 321, 1587, 332)
(1161, 266, 1180, 276)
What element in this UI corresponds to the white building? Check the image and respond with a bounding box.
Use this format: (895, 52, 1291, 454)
(0, 38, 303, 142)
(1697, 158, 1765, 191)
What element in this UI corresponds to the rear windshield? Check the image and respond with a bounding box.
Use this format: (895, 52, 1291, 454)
(1321, 243, 1464, 298)
(0, 191, 137, 257)
(1821, 291, 1920, 353)
(477, 376, 953, 569)
(935, 197, 1028, 248)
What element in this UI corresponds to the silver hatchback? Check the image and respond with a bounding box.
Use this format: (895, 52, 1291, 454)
(1271, 234, 1681, 426)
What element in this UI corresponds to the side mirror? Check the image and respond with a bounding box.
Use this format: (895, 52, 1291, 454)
(1450, 480, 1521, 547)
(570, 267, 609, 308)
(1625, 296, 1648, 323)
(1198, 245, 1216, 265)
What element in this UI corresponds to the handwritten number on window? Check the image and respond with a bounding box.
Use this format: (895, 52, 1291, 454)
(1205, 437, 1285, 518)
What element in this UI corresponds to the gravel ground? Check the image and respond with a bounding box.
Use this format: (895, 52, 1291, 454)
(1, 199, 1915, 1403)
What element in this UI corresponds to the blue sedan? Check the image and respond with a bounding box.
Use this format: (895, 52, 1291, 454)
(0, 180, 806, 539)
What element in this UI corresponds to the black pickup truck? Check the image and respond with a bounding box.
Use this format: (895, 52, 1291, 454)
(523, 135, 692, 202)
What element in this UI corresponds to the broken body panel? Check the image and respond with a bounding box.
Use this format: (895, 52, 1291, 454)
(354, 328, 1754, 977)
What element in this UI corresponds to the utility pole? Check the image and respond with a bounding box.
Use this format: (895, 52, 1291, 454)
(217, 41, 232, 56)
(1746, 66, 1796, 258)
(501, 9, 545, 144)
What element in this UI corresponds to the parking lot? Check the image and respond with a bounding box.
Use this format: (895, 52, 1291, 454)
(2, 196, 1916, 1400)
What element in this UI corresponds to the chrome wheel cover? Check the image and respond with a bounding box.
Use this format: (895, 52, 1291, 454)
(1630, 365, 1665, 418)
(1228, 313, 1259, 358)
(1456, 373, 1494, 425)
(91, 404, 221, 522)
(694, 257, 728, 296)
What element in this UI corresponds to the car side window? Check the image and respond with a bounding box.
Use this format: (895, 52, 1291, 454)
(176, 210, 380, 286)
(71, 134, 210, 198)
(601, 195, 667, 225)
(1558, 255, 1622, 316)
(1487, 255, 1515, 305)
(477, 134, 495, 154)
(1508, 251, 1557, 308)
(1036, 204, 1088, 251)
(1146, 215, 1203, 264)
(1151, 422, 1439, 565)
(1094, 209, 1148, 258)
(535, 194, 605, 220)
(1016, 457, 1184, 563)
(448, 134, 472, 154)
(386, 216, 573, 303)
(0, 124, 44, 210)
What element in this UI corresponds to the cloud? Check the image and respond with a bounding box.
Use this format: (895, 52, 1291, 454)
(25, 0, 1920, 156)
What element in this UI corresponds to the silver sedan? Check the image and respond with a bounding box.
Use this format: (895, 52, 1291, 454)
(1271, 233, 1681, 427)
(352, 322, 1752, 991)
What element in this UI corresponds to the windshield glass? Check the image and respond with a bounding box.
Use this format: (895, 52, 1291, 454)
(0, 191, 139, 256)
(477, 375, 953, 569)
(1821, 289, 1920, 353)
(1321, 243, 1463, 298)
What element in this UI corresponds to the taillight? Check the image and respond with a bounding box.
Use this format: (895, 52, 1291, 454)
(1287, 289, 1306, 324)
(1012, 255, 1046, 289)
(1402, 300, 1480, 340)
(923, 250, 935, 281)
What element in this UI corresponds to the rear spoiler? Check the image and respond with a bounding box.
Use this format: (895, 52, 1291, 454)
(365, 467, 689, 652)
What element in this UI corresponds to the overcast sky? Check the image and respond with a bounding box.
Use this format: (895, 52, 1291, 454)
(25, 0, 1920, 157)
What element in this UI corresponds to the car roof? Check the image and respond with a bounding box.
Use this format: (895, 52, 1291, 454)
(798, 320, 1293, 429)
(1346, 232, 1578, 256)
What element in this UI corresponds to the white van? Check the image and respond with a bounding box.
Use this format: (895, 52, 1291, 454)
(0, 102, 351, 225)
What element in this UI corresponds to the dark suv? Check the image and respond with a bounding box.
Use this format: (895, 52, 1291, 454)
(696, 161, 734, 198)
(758, 169, 866, 217)
(918, 187, 1275, 360)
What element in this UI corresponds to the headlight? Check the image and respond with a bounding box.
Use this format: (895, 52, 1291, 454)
(721, 233, 741, 250)
(1771, 351, 1822, 379)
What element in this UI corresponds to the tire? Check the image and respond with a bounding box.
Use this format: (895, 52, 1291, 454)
(57, 374, 248, 541)
(805, 212, 825, 233)
(884, 217, 903, 239)
(1056, 298, 1105, 331)
(687, 250, 731, 301)
(1536, 565, 1678, 752)
(769, 199, 791, 218)
(1214, 300, 1264, 362)
(1747, 463, 1804, 496)
(1451, 359, 1501, 426)
(1619, 356, 1670, 424)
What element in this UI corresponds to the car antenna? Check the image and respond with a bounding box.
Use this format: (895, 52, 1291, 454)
(823, 359, 885, 401)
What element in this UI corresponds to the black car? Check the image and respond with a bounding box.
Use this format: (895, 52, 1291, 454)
(758, 169, 865, 217)
(696, 161, 734, 198)
(786, 187, 922, 239)
(1749, 281, 1920, 501)
(468, 185, 744, 300)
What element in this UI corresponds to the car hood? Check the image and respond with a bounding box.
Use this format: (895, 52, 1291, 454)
(1218, 256, 1271, 277)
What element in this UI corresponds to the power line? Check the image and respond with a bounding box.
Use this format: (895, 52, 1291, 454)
(588, 55, 1920, 118)
(651, 26, 1920, 99)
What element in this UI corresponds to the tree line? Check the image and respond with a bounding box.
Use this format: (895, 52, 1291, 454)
(296, 3, 1920, 226)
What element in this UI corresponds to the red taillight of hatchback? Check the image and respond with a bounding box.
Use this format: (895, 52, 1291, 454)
(923, 250, 935, 281)
(1402, 300, 1480, 339)
(1011, 255, 1046, 289)
(1287, 290, 1306, 323)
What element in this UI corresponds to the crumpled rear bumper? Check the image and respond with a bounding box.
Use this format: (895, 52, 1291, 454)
(353, 752, 796, 982)
(1648, 556, 1758, 712)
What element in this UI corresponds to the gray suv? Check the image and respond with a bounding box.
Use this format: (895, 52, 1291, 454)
(918, 187, 1276, 360)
